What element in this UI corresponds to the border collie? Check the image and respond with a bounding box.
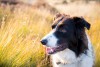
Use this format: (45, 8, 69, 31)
(40, 14, 95, 67)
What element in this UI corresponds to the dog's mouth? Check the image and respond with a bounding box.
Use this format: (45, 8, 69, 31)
(45, 44, 67, 55)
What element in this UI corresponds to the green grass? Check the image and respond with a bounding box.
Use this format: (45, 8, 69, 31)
(0, 3, 100, 67)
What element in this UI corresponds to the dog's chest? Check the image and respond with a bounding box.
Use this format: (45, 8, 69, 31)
(51, 49, 78, 67)
(53, 62, 78, 67)
(51, 55, 78, 67)
(51, 49, 94, 67)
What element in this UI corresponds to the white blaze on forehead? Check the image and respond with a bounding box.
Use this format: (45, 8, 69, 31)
(41, 30, 58, 47)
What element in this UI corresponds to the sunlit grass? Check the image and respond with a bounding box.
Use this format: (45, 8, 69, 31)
(89, 21, 100, 67)
(0, 5, 52, 67)
(0, 3, 99, 67)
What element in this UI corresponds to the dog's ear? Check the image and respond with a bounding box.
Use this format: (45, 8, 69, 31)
(54, 13, 62, 20)
(73, 17, 90, 30)
(73, 17, 89, 56)
(54, 13, 70, 20)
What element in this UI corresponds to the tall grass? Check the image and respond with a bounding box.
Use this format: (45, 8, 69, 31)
(0, 5, 52, 67)
(0, 3, 100, 67)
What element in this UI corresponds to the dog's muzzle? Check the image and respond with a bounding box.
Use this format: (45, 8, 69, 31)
(41, 39, 68, 55)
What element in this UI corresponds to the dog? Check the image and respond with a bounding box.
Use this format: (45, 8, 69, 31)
(40, 14, 95, 67)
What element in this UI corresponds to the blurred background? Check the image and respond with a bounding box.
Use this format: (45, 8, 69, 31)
(0, 0, 100, 67)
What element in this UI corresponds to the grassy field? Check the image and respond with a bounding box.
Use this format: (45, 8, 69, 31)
(0, 1, 100, 67)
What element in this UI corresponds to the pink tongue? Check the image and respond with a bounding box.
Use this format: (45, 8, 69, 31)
(47, 48, 51, 51)
(46, 47, 54, 54)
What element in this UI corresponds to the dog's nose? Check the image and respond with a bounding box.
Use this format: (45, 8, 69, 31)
(40, 39, 47, 45)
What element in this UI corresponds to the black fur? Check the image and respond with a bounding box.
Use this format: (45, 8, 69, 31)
(52, 16, 90, 56)
(73, 17, 90, 30)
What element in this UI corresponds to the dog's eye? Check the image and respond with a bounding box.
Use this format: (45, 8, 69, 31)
(59, 29, 67, 33)
(58, 25, 67, 33)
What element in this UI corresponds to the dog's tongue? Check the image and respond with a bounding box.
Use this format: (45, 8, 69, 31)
(46, 47, 55, 54)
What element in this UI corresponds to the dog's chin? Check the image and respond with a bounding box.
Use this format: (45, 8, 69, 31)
(45, 44, 68, 55)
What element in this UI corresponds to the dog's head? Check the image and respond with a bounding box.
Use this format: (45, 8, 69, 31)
(41, 14, 90, 56)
